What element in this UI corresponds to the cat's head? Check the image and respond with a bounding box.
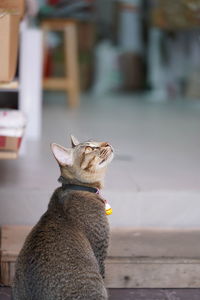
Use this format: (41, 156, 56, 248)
(51, 135, 114, 188)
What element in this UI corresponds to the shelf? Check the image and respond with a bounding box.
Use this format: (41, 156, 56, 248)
(0, 80, 19, 92)
(0, 151, 18, 159)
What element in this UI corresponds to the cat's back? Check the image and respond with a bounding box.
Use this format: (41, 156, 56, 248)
(13, 188, 108, 300)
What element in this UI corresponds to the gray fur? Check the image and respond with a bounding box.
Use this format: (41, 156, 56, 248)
(12, 187, 109, 300)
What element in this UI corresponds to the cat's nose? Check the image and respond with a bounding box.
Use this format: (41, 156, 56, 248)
(101, 142, 110, 148)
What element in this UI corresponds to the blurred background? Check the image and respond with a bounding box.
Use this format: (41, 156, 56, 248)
(0, 0, 200, 229)
(1, 0, 200, 294)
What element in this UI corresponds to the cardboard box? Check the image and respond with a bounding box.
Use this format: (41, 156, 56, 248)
(0, 14, 20, 82)
(0, 0, 24, 82)
(0, 136, 22, 151)
(0, 136, 22, 159)
(0, 0, 25, 18)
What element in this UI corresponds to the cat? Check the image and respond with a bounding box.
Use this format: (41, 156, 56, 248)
(12, 135, 114, 300)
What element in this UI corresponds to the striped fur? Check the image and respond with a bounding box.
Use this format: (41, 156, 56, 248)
(13, 136, 114, 300)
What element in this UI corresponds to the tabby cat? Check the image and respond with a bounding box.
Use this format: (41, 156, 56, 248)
(12, 135, 114, 300)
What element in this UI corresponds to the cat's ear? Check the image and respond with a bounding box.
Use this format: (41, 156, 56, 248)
(51, 143, 73, 166)
(71, 135, 79, 148)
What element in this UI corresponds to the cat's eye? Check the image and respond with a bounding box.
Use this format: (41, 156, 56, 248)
(86, 146, 93, 152)
(85, 146, 98, 152)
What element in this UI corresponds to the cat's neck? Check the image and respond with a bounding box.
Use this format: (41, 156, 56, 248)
(59, 175, 103, 190)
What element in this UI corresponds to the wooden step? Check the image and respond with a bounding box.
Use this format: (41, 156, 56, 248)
(1, 226, 200, 287)
(106, 228, 200, 288)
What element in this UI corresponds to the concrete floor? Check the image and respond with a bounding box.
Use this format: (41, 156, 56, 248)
(0, 92, 200, 228)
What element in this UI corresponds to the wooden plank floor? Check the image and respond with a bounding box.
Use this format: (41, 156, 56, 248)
(1, 287, 200, 300)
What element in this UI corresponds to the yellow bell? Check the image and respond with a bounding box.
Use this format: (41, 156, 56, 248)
(105, 203, 112, 215)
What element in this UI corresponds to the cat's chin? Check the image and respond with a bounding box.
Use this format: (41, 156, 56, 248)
(97, 152, 114, 169)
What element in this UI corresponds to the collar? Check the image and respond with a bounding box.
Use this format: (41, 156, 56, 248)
(61, 183, 100, 194)
(58, 176, 100, 194)
(58, 176, 112, 215)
